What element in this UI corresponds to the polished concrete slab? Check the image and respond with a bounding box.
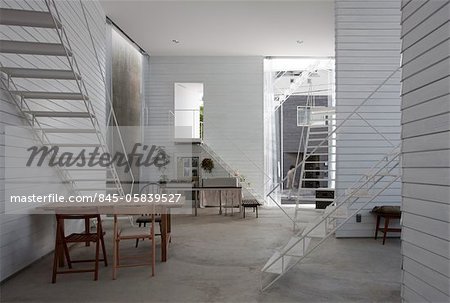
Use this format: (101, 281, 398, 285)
(0, 208, 401, 302)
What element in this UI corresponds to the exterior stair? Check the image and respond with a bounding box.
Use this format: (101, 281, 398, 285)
(293, 106, 336, 227)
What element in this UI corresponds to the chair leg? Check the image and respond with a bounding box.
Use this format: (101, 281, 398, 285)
(52, 226, 60, 283)
(151, 215, 156, 277)
(99, 224, 108, 266)
(62, 240, 72, 269)
(383, 217, 390, 245)
(85, 218, 90, 247)
(113, 240, 118, 280)
(94, 239, 100, 281)
(113, 216, 118, 280)
(135, 222, 142, 248)
(375, 215, 381, 240)
(256, 206, 259, 218)
(243, 207, 246, 218)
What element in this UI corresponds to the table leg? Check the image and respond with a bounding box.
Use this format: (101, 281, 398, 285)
(195, 190, 198, 216)
(375, 215, 381, 239)
(219, 190, 222, 215)
(58, 217, 65, 267)
(383, 217, 390, 245)
(239, 190, 243, 218)
(161, 213, 169, 262)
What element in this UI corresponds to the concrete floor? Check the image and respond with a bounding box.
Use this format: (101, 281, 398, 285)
(0, 208, 401, 302)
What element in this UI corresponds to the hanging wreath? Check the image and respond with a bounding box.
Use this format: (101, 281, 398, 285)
(201, 158, 214, 173)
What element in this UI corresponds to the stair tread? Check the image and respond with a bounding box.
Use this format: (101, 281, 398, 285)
(0, 40, 71, 56)
(262, 252, 294, 274)
(303, 219, 327, 238)
(0, 67, 80, 80)
(67, 179, 107, 182)
(0, 8, 61, 28)
(63, 168, 111, 171)
(44, 143, 102, 147)
(280, 236, 309, 256)
(42, 128, 97, 133)
(12, 91, 87, 100)
(24, 111, 93, 118)
(308, 131, 329, 135)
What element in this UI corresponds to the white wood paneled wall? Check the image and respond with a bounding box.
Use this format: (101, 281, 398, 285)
(400, 0, 450, 302)
(0, 0, 107, 281)
(335, 0, 402, 237)
(145, 57, 264, 195)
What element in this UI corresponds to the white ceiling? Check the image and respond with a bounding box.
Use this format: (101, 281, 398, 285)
(100, 1, 334, 57)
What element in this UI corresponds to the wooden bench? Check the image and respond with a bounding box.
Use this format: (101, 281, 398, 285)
(372, 206, 401, 245)
(241, 199, 261, 218)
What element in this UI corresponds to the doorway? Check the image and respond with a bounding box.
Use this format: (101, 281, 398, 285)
(174, 83, 204, 140)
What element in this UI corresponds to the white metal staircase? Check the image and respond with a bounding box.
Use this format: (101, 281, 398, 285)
(200, 142, 266, 204)
(261, 145, 401, 290)
(167, 109, 269, 204)
(0, 1, 128, 195)
(262, 65, 402, 290)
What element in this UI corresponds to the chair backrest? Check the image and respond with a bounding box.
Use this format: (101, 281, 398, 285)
(140, 182, 161, 195)
(113, 204, 157, 216)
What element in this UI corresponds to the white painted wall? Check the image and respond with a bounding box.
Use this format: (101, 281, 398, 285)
(400, 1, 450, 302)
(145, 57, 264, 196)
(335, 0, 402, 237)
(0, 0, 107, 281)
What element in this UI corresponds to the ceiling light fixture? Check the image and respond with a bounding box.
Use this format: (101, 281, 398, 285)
(296, 40, 303, 45)
(172, 39, 180, 44)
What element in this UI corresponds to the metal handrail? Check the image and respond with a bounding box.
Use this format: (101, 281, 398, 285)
(168, 110, 272, 189)
(42, 0, 127, 195)
(77, 0, 137, 193)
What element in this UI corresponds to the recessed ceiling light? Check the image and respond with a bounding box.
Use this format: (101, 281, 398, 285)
(296, 40, 304, 45)
(172, 39, 180, 44)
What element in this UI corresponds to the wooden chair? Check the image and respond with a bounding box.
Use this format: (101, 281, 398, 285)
(135, 182, 162, 248)
(113, 205, 156, 279)
(52, 214, 107, 283)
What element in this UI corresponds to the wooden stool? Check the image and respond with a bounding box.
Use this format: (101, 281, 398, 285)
(52, 214, 107, 283)
(372, 206, 401, 245)
(241, 199, 261, 218)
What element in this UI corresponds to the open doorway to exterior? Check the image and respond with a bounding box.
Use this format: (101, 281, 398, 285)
(174, 83, 204, 141)
(264, 58, 336, 207)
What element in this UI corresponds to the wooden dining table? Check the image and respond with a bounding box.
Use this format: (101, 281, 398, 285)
(38, 199, 184, 265)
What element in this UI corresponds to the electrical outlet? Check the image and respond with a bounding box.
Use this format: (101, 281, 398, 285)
(356, 213, 362, 223)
